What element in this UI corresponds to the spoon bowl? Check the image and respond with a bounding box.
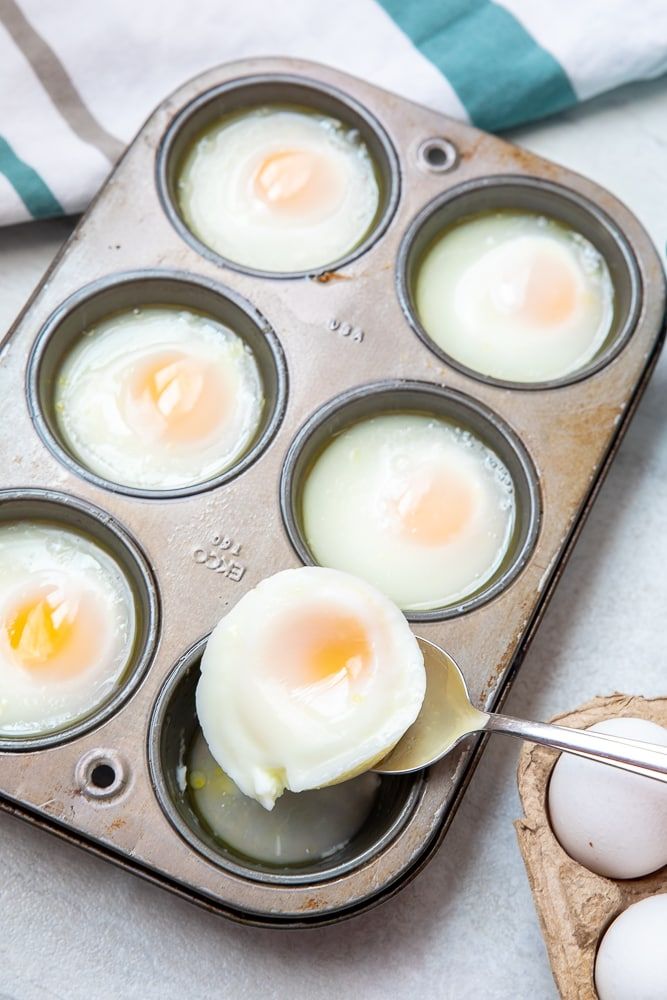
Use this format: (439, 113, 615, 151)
(374, 638, 667, 782)
(374, 638, 484, 773)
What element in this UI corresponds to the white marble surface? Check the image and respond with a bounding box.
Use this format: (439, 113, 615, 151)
(0, 77, 666, 1000)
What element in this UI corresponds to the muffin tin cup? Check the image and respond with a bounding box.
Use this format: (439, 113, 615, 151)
(280, 379, 541, 621)
(148, 636, 424, 887)
(515, 695, 667, 999)
(0, 56, 663, 926)
(0, 489, 159, 751)
(26, 270, 288, 499)
(157, 74, 401, 279)
(397, 175, 643, 391)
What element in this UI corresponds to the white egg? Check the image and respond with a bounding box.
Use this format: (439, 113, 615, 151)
(415, 211, 614, 383)
(548, 717, 667, 879)
(177, 107, 380, 272)
(55, 306, 264, 491)
(0, 522, 136, 737)
(196, 566, 425, 810)
(301, 413, 515, 611)
(187, 729, 380, 865)
(595, 894, 667, 1000)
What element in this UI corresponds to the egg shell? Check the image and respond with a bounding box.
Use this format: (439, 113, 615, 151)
(595, 894, 667, 1000)
(548, 717, 667, 879)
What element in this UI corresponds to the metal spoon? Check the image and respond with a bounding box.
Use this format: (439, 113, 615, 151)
(374, 638, 667, 781)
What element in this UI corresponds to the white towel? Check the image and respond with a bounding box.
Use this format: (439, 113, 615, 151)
(0, 0, 666, 226)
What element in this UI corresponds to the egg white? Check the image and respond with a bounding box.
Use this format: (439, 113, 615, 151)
(415, 211, 614, 382)
(196, 567, 425, 810)
(177, 107, 380, 272)
(0, 522, 136, 737)
(302, 413, 516, 611)
(54, 306, 264, 491)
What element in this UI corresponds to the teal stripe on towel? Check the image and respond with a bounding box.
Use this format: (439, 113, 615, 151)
(379, 0, 577, 130)
(0, 135, 63, 218)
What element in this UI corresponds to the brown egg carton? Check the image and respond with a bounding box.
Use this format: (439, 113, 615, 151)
(515, 694, 667, 998)
(0, 55, 664, 926)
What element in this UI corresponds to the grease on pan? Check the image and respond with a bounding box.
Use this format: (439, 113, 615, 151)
(187, 729, 381, 866)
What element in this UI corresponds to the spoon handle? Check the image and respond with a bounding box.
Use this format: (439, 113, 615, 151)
(483, 713, 667, 782)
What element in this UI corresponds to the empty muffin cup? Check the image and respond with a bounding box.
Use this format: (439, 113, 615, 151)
(0, 489, 158, 749)
(280, 381, 540, 621)
(27, 270, 287, 497)
(398, 176, 642, 389)
(148, 637, 423, 887)
(157, 75, 399, 276)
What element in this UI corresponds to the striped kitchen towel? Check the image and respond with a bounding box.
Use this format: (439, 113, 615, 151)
(1, 0, 666, 227)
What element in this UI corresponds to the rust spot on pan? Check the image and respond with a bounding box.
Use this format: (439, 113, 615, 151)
(300, 897, 321, 911)
(490, 143, 562, 180)
(313, 271, 353, 284)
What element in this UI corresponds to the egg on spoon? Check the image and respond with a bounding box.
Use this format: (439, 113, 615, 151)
(196, 567, 425, 810)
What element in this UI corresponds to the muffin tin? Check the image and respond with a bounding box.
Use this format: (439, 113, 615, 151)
(0, 57, 664, 927)
(516, 695, 667, 998)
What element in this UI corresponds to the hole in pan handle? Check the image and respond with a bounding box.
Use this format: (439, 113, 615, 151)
(418, 138, 458, 173)
(75, 749, 128, 801)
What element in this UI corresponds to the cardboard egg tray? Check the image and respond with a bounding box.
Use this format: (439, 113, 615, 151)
(0, 57, 664, 927)
(515, 695, 667, 999)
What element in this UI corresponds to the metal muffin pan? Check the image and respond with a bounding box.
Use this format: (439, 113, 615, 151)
(0, 56, 663, 927)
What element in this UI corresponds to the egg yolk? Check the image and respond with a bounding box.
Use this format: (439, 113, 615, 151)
(122, 351, 229, 444)
(5, 584, 98, 678)
(269, 609, 372, 690)
(389, 468, 474, 546)
(253, 148, 344, 216)
(489, 243, 578, 327)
